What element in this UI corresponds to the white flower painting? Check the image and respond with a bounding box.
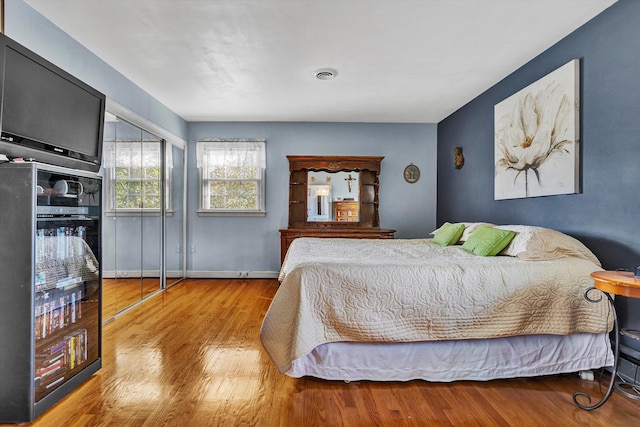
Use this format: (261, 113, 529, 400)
(494, 59, 579, 200)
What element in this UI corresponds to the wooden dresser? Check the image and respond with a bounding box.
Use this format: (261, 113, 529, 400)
(280, 155, 395, 264)
(279, 227, 395, 263)
(333, 201, 359, 222)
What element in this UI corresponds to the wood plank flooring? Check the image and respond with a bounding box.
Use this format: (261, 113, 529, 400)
(5, 279, 639, 426)
(102, 278, 163, 320)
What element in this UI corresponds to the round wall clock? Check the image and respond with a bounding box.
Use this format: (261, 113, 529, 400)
(403, 164, 420, 183)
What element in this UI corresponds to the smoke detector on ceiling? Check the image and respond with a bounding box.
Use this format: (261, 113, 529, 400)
(314, 68, 337, 80)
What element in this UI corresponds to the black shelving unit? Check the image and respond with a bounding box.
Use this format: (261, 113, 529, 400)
(0, 162, 102, 423)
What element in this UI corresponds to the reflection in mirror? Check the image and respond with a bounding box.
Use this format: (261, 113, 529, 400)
(102, 117, 143, 319)
(308, 185, 331, 221)
(307, 171, 359, 222)
(141, 130, 162, 299)
(102, 115, 163, 319)
(166, 143, 185, 287)
(101, 102, 187, 321)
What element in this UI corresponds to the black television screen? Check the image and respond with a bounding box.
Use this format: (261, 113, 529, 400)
(0, 34, 105, 172)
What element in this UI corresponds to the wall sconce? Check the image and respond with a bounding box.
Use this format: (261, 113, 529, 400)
(454, 147, 464, 169)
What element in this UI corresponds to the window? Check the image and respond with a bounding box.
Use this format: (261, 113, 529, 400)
(103, 140, 173, 214)
(197, 139, 266, 216)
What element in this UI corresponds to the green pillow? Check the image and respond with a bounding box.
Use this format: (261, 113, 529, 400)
(432, 222, 465, 246)
(461, 226, 516, 256)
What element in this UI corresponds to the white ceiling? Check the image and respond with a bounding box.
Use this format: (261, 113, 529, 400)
(24, 0, 616, 123)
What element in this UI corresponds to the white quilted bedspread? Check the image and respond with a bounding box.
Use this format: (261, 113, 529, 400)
(260, 238, 612, 373)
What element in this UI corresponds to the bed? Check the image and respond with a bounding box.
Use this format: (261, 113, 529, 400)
(260, 224, 614, 382)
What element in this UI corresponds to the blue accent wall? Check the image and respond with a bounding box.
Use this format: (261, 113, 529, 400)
(437, 0, 640, 350)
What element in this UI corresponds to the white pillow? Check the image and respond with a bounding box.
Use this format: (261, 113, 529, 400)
(495, 225, 601, 266)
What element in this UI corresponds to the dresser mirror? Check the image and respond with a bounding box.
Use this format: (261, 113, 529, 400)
(286, 155, 382, 228)
(307, 170, 359, 222)
(281, 155, 394, 263)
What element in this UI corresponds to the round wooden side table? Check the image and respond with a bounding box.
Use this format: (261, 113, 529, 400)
(573, 270, 640, 410)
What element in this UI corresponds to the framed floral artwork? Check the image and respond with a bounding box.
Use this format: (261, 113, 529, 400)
(494, 59, 580, 200)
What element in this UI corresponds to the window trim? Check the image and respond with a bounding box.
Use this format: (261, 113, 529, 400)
(196, 138, 266, 217)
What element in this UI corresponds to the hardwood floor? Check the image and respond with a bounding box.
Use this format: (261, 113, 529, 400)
(5, 279, 639, 426)
(102, 277, 164, 320)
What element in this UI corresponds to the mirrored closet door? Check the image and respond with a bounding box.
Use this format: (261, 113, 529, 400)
(165, 143, 186, 286)
(102, 104, 186, 320)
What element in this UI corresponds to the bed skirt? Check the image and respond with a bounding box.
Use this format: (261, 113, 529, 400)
(285, 333, 614, 382)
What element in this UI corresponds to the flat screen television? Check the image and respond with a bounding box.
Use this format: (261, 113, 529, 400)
(0, 33, 105, 172)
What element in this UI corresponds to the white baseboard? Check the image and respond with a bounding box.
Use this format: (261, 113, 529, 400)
(187, 270, 279, 279)
(102, 270, 159, 278)
(103, 270, 279, 279)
